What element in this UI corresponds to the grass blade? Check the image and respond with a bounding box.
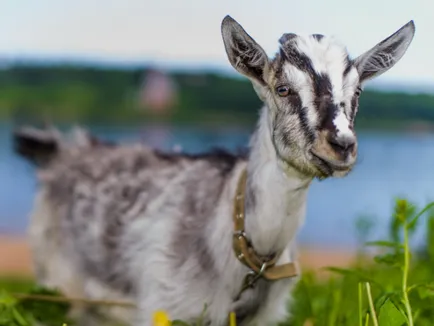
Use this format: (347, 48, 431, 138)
(366, 282, 379, 326)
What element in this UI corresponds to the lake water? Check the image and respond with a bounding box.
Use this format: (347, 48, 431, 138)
(1, 121, 434, 249)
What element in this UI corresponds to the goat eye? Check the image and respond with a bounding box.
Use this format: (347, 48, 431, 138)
(355, 86, 362, 97)
(276, 85, 293, 97)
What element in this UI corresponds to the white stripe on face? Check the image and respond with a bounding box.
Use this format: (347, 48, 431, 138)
(283, 63, 318, 129)
(333, 110, 353, 139)
(343, 67, 360, 94)
(342, 67, 361, 119)
(294, 35, 349, 105)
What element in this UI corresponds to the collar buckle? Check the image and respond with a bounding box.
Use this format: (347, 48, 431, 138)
(235, 262, 268, 301)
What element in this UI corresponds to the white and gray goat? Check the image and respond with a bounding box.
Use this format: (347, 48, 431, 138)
(14, 15, 415, 326)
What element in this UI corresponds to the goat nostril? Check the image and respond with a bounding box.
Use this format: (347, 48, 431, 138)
(328, 137, 355, 155)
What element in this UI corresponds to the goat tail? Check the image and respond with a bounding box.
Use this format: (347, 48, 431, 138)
(13, 124, 116, 167)
(12, 125, 62, 167)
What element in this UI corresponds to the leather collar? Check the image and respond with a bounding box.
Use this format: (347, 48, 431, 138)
(232, 168, 298, 299)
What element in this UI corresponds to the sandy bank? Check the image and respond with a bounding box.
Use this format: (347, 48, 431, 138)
(0, 236, 358, 278)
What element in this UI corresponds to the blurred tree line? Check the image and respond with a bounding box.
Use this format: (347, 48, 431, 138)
(0, 64, 433, 130)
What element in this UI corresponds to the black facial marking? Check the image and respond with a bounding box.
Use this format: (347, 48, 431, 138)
(312, 74, 336, 132)
(274, 87, 315, 146)
(282, 46, 316, 77)
(314, 74, 332, 99)
(281, 43, 333, 101)
(273, 50, 286, 82)
(319, 102, 339, 132)
(299, 107, 316, 144)
(350, 92, 360, 121)
(287, 92, 302, 112)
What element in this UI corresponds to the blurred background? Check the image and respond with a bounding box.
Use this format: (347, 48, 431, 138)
(0, 0, 434, 274)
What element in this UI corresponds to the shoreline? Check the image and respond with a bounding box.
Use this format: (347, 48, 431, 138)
(0, 236, 359, 278)
(0, 236, 33, 277)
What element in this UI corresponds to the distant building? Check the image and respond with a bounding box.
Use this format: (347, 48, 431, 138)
(138, 69, 177, 114)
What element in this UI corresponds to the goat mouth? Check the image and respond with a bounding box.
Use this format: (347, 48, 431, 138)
(310, 151, 352, 176)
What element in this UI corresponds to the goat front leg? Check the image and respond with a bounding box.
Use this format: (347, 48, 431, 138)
(246, 277, 297, 326)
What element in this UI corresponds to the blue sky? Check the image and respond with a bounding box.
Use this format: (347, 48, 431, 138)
(1, 0, 433, 86)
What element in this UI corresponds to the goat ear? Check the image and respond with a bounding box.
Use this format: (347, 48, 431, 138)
(354, 20, 415, 83)
(221, 15, 269, 87)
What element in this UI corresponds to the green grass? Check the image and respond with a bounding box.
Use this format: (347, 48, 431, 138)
(2, 198, 434, 325)
(285, 199, 434, 326)
(0, 277, 34, 293)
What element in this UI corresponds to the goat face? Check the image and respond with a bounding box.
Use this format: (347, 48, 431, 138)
(221, 16, 415, 179)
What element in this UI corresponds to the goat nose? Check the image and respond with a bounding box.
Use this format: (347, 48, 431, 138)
(327, 135, 355, 156)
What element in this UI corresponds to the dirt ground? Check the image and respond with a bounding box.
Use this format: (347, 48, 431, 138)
(0, 236, 34, 277)
(0, 236, 358, 278)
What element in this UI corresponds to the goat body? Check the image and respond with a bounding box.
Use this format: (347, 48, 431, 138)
(17, 114, 307, 326)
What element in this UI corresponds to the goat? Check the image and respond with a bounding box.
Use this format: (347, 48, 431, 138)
(14, 15, 415, 326)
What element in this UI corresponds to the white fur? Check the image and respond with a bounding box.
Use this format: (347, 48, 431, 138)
(245, 110, 310, 255)
(333, 110, 353, 139)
